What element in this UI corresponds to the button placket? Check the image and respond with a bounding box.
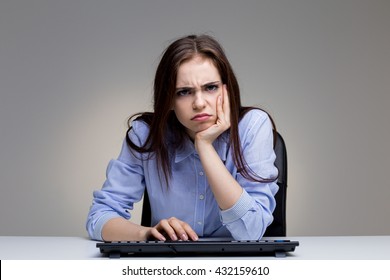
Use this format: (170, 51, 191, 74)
(194, 166, 206, 235)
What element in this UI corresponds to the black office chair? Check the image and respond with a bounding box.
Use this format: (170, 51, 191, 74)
(263, 131, 287, 237)
(141, 131, 287, 237)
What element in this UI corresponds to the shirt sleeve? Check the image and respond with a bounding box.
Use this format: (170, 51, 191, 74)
(85, 122, 148, 241)
(220, 110, 279, 240)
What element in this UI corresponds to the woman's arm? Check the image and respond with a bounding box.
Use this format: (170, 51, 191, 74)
(102, 217, 151, 241)
(196, 142, 243, 210)
(194, 87, 278, 240)
(194, 85, 242, 209)
(87, 120, 199, 242)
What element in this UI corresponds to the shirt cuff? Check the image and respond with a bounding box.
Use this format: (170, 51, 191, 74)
(220, 190, 254, 224)
(92, 212, 121, 241)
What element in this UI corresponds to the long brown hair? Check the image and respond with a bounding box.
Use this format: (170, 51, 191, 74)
(126, 34, 277, 185)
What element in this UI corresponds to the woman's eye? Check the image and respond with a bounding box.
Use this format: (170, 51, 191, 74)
(205, 84, 219, 92)
(176, 89, 191, 96)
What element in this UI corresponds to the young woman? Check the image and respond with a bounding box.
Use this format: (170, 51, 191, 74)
(86, 34, 278, 241)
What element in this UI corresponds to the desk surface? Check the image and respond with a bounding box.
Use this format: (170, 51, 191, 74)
(1, 235, 389, 260)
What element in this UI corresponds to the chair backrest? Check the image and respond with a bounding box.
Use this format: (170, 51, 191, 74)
(263, 131, 287, 237)
(141, 131, 287, 237)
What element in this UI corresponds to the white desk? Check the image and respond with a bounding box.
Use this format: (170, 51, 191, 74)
(0, 235, 389, 260)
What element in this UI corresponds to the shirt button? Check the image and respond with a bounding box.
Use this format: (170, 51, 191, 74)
(199, 171, 204, 176)
(199, 194, 204, 200)
(197, 221, 202, 225)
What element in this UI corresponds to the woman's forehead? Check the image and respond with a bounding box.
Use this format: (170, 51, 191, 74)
(176, 56, 220, 87)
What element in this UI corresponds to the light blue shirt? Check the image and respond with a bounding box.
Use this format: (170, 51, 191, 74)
(86, 109, 278, 241)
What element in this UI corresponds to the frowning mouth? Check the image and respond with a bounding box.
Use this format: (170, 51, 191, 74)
(191, 113, 211, 121)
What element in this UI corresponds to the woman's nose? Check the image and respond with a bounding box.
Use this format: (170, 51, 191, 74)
(192, 91, 206, 110)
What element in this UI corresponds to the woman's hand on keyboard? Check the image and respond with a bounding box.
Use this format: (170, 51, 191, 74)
(147, 217, 199, 241)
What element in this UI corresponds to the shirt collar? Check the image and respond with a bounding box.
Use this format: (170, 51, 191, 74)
(174, 132, 229, 163)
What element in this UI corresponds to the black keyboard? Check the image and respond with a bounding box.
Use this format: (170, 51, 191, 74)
(96, 239, 299, 258)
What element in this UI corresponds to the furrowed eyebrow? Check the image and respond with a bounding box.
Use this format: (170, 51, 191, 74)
(201, 81, 221, 88)
(175, 86, 193, 91)
(176, 81, 221, 90)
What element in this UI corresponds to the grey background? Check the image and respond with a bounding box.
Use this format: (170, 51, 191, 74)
(1, 0, 389, 237)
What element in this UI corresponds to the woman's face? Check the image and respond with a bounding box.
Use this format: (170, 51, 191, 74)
(173, 55, 222, 139)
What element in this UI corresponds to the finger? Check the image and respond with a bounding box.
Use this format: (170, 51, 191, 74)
(149, 227, 167, 241)
(222, 85, 230, 122)
(181, 223, 199, 241)
(216, 94, 224, 121)
(168, 218, 190, 241)
(165, 217, 199, 241)
(157, 219, 178, 241)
